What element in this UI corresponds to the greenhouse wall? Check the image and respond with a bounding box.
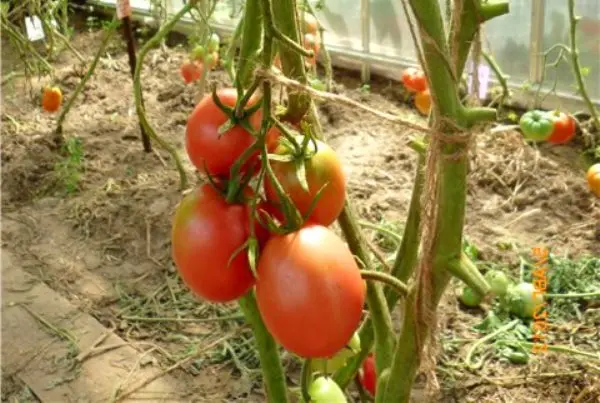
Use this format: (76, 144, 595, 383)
(88, 0, 600, 110)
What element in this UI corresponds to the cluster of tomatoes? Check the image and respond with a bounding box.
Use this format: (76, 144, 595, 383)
(274, 12, 320, 69)
(518, 109, 577, 145)
(172, 86, 368, 388)
(41, 86, 63, 113)
(401, 67, 431, 116)
(180, 33, 220, 84)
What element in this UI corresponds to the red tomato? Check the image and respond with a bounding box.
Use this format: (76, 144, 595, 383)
(180, 61, 203, 84)
(171, 184, 264, 302)
(185, 88, 262, 178)
(264, 137, 346, 227)
(546, 111, 576, 144)
(42, 86, 62, 112)
(401, 67, 428, 93)
(358, 353, 376, 395)
(255, 224, 366, 358)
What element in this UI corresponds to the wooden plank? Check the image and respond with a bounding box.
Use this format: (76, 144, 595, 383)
(1, 250, 192, 403)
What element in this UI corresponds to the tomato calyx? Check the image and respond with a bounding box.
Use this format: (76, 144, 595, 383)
(210, 86, 263, 137)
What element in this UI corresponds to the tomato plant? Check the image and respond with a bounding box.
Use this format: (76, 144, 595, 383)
(304, 33, 320, 66)
(508, 282, 545, 319)
(519, 110, 554, 142)
(414, 89, 431, 116)
(546, 111, 576, 144)
(264, 136, 346, 227)
(171, 184, 265, 303)
(357, 353, 376, 396)
(255, 224, 366, 358)
(302, 12, 319, 35)
(185, 88, 262, 177)
(308, 376, 347, 403)
(401, 67, 427, 93)
(207, 32, 220, 52)
(42, 86, 62, 112)
(180, 61, 203, 84)
(587, 163, 600, 197)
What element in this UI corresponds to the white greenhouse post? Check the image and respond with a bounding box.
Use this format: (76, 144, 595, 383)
(360, 0, 370, 83)
(529, 0, 546, 87)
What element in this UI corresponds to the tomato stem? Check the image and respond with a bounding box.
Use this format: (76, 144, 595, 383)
(359, 270, 410, 297)
(238, 292, 290, 402)
(300, 359, 313, 402)
(447, 254, 491, 297)
(235, 0, 263, 89)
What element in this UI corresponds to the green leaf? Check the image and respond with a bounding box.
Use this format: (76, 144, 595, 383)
(295, 159, 310, 193)
(218, 119, 235, 136)
(247, 238, 259, 278)
(227, 239, 249, 269)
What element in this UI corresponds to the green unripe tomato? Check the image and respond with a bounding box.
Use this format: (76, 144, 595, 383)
(508, 282, 545, 319)
(519, 110, 553, 141)
(310, 332, 360, 374)
(309, 78, 326, 92)
(506, 351, 529, 365)
(460, 286, 482, 307)
(191, 45, 206, 61)
(484, 270, 510, 297)
(308, 377, 347, 403)
(207, 33, 220, 52)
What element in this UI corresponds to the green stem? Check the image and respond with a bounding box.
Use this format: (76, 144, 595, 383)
(464, 319, 519, 370)
(447, 254, 491, 297)
(359, 270, 410, 297)
(300, 359, 312, 402)
(338, 204, 395, 379)
(133, 3, 189, 190)
(567, 0, 600, 132)
(482, 51, 509, 112)
(0, 18, 54, 75)
(235, 0, 263, 89)
(270, 0, 311, 122)
(496, 339, 600, 360)
(239, 292, 289, 402)
(54, 21, 117, 144)
(544, 291, 600, 299)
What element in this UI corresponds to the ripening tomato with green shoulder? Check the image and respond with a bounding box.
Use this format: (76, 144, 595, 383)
(255, 224, 366, 358)
(185, 88, 262, 178)
(264, 136, 346, 227)
(42, 86, 62, 112)
(587, 163, 600, 197)
(519, 110, 553, 141)
(546, 111, 576, 144)
(401, 67, 427, 93)
(171, 184, 267, 303)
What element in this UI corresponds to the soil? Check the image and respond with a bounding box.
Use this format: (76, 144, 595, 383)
(2, 23, 599, 403)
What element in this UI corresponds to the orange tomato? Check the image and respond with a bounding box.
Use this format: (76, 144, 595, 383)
(302, 13, 319, 35)
(206, 51, 219, 69)
(401, 67, 428, 93)
(180, 61, 203, 84)
(304, 33, 320, 66)
(273, 54, 282, 69)
(42, 86, 62, 113)
(414, 89, 431, 116)
(587, 163, 600, 198)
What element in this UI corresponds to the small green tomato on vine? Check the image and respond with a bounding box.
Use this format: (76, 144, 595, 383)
(308, 377, 347, 403)
(484, 270, 511, 297)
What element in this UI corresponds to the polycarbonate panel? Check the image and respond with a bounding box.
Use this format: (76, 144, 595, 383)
(542, 0, 600, 100)
(368, 0, 417, 61)
(310, 0, 361, 52)
(483, 0, 531, 84)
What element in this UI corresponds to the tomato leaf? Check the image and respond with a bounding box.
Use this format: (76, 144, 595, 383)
(257, 208, 285, 235)
(295, 159, 310, 193)
(303, 181, 329, 220)
(268, 153, 295, 162)
(247, 238, 259, 278)
(218, 119, 235, 136)
(227, 239, 249, 269)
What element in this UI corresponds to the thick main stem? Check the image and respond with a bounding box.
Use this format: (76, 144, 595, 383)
(238, 292, 289, 402)
(382, 1, 507, 402)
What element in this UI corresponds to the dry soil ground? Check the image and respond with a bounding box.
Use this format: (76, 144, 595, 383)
(2, 24, 599, 403)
